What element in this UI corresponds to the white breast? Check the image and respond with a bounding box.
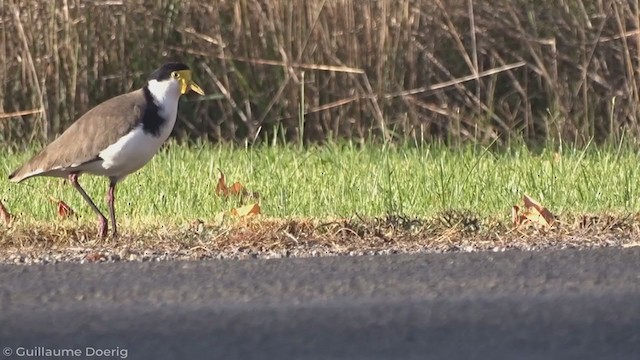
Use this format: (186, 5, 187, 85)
(89, 97, 179, 181)
(93, 126, 163, 179)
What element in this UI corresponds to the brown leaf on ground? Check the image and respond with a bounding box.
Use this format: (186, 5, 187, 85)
(215, 169, 228, 196)
(0, 200, 14, 225)
(50, 197, 75, 219)
(229, 182, 245, 195)
(215, 169, 260, 202)
(512, 195, 556, 227)
(231, 203, 261, 217)
(84, 252, 106, 262)
(523, 195, 555, 225)
(511, 205, 521, 226)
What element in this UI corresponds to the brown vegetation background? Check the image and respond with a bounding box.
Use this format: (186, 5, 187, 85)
(1, 0, 639, 147)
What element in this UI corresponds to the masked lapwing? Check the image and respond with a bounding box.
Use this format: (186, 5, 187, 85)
(8, 62, 204, 238)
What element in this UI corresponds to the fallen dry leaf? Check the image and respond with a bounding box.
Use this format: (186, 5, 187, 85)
(215, 169, 260, 202)
(521, 206, 549, 226)
(522, 195, 555, 225)
(216, 169, 246, 196)
(84, 252, 106, 262)
(58, 201, 74, 218)
(0, 200, 14, 225)
(231, 203, 261, 217)
(50, 197, 75, 219)
(229, 182, 245, 195)
(512, 195, 556, 227)
(511, 205, 520, 226)
(215, 169, 228, 196)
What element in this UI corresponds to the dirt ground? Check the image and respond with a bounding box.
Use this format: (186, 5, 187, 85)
(1, 212, 639, 265)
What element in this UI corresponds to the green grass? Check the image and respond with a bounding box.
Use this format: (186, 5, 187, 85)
(1, 141, 639, 229)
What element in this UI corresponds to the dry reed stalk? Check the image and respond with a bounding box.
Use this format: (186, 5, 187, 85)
(0, 0, 639, 146)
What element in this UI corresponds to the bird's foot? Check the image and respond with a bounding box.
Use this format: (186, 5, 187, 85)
(98, 215, 108, 238)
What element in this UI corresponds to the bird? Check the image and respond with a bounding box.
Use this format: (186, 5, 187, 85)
(8, 62, 204, 238)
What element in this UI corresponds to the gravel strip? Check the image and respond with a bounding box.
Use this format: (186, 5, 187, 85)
(1, 233, 637, 265)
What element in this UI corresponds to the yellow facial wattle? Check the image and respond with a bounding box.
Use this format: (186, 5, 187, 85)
(176, 70, 205, 95)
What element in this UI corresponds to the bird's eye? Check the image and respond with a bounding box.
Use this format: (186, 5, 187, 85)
(171, 72, 179, 79)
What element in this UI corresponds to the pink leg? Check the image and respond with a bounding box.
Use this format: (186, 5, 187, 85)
(68, 173, 107, 238)
(107, 180, 118, 237)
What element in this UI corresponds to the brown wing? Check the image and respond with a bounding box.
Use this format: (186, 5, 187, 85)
(9, 89, 147, 182)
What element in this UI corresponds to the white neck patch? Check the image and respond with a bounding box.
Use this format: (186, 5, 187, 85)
(146, 78, 182, 125)
(146, 78, 181, 106)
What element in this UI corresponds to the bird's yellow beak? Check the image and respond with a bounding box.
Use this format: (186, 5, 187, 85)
(177, 70, 205, 96)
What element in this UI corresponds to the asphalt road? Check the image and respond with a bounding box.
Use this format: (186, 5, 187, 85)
(1, 247, 640, 359)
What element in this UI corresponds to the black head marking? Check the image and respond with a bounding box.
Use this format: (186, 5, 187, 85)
(148, 62, 190, 81)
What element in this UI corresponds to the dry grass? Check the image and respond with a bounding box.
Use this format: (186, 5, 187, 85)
(1, 1, 640, 146)
(1, 212, 639, 264)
